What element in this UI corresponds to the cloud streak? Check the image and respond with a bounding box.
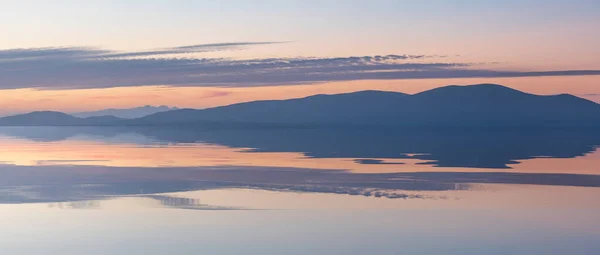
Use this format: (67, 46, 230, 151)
(95, 41, 283, 59)
(0, 43, 599, 90)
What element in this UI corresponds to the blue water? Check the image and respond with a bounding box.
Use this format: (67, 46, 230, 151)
(0, 127, 599, 255)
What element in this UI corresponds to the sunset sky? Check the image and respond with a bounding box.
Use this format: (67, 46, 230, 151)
(1, 0, 599, 116)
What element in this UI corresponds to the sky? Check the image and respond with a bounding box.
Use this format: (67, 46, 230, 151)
(0, 0, 599, 115)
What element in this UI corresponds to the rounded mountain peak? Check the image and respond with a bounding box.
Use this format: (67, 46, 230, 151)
(414, 84, 529, 98)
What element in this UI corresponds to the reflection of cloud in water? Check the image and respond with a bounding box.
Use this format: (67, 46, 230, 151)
(45, 195, 247, 211)
(234, 183, 441, 199)
(48, 200, 100, 209)
(139, 194, 247, 210)
(0, 164, 599, 205)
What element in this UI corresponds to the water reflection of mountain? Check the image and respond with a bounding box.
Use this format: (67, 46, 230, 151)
(1, 126, 599, 168)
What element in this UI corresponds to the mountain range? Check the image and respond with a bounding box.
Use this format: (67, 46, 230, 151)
(72, 105, 178, 119)
(2, 84, 599, 127)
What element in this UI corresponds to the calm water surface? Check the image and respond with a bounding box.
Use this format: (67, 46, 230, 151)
(0, 127, 599, 254)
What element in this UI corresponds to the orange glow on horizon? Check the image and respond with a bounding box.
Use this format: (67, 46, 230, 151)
(0, 75, 598, 116)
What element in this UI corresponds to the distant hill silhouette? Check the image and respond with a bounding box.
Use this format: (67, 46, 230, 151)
(72, 105, 178, 119)
(0, 111, 123, 126)
(134, 84, 600, 127)
(1, 84, 599, 127)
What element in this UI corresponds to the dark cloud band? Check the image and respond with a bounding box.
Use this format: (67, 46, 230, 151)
(0, 43, 598, 90)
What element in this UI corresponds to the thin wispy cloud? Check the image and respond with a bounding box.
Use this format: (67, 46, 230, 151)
(0, 43, 599, 90)
(95, 41, 283, 59)
(0, 47, 109, 61)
